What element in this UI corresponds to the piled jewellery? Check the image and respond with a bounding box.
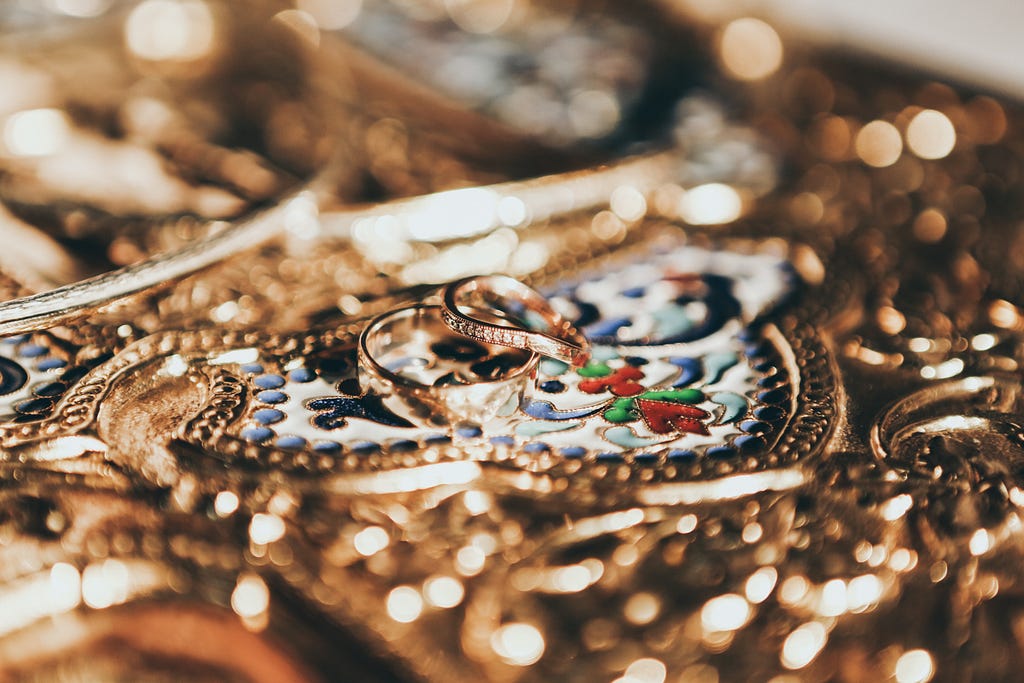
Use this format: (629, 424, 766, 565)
(0, 1, 1022, 682)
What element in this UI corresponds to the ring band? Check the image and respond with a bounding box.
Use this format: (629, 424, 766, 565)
(358, 304, 538, 428)
(441, 275, 591, 367)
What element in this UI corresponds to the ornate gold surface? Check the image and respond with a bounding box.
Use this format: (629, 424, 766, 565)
(0, 2, 1022, 682)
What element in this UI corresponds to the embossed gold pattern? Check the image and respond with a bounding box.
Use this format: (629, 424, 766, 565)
(0, 1, 1022, 682)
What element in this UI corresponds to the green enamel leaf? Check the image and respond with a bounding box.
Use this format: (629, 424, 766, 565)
(603, 397, 638, 423)
(637, 388, 705, 404)
(577, 361, 613, 378)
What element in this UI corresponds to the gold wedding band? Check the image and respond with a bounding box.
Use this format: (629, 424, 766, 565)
(358, 304, 538, 428)
(440, 275, 591, 367)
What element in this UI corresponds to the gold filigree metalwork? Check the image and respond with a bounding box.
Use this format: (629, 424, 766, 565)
(0, 1, 1023, 682)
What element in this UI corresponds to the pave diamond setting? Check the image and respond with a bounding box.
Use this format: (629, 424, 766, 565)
(442, 307, 528, 348)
